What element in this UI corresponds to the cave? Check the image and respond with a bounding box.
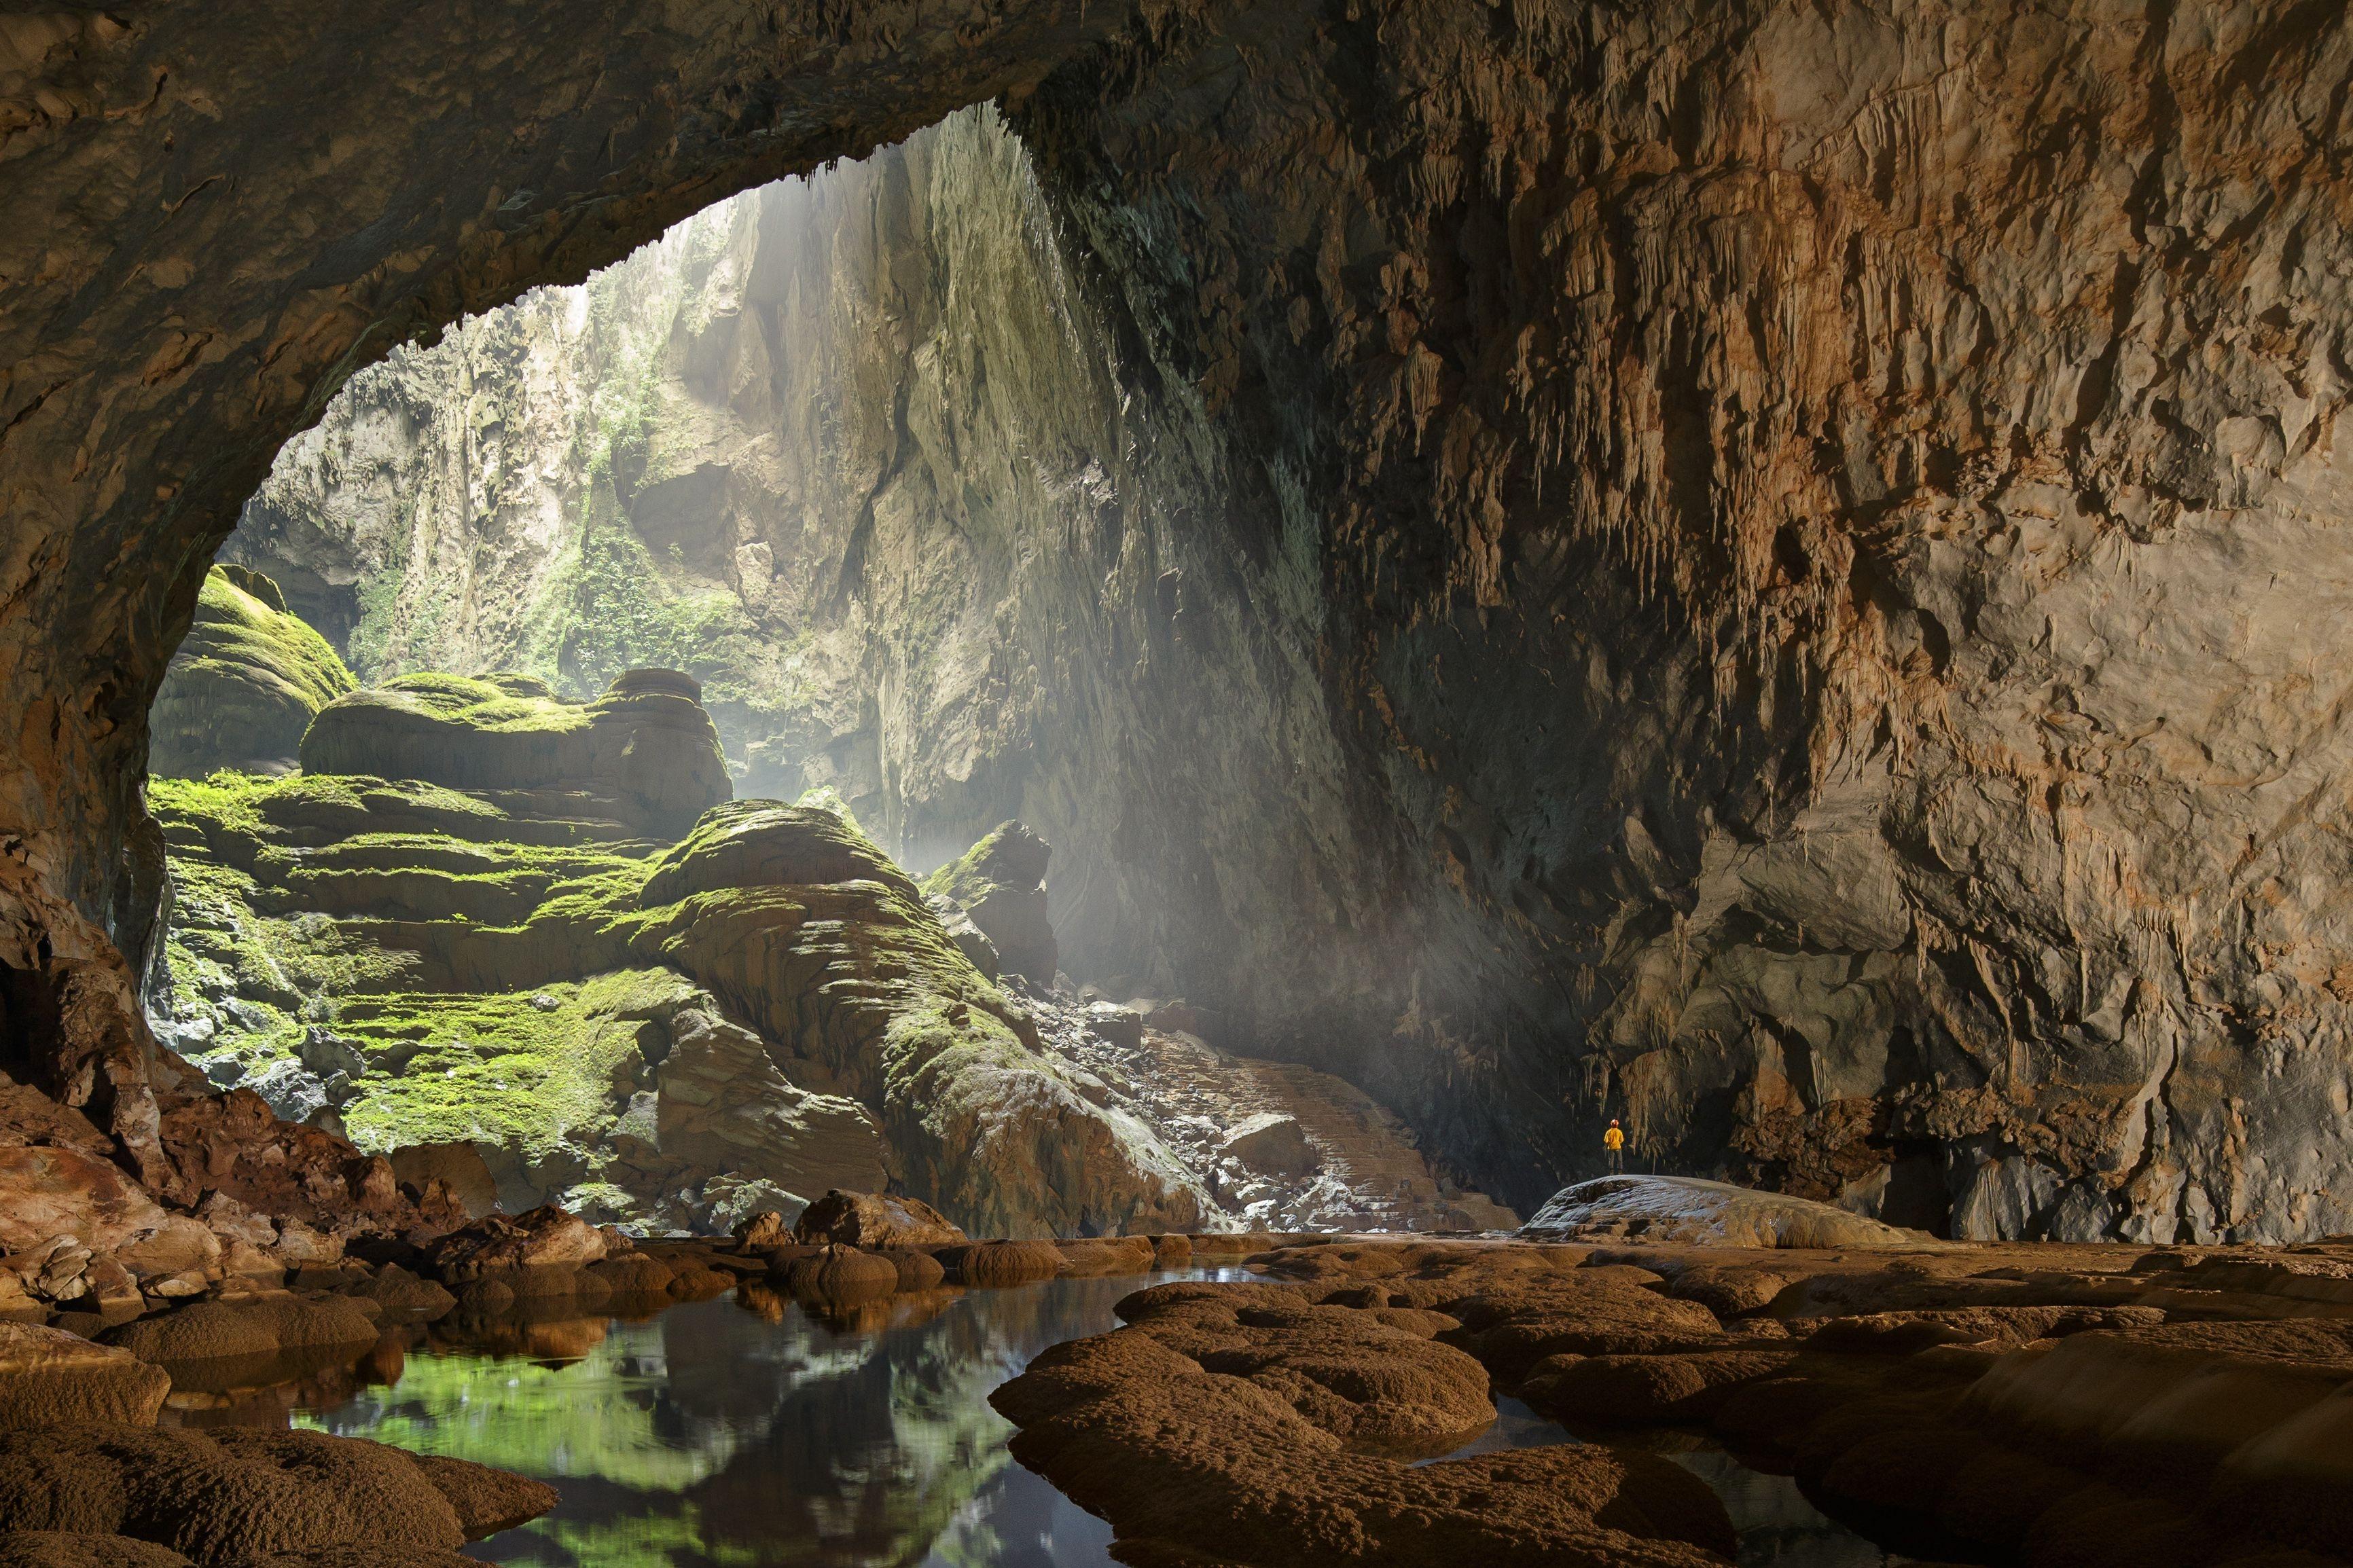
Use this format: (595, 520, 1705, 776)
(5, 5, 2353, 1567)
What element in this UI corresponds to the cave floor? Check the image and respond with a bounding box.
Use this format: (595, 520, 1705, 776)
(180, 1264, 1914, 1568)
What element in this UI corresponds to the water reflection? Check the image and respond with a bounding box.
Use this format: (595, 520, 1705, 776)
(297, 1273, 1219, 1568)
(1417, 1402, 1938, 1568)
(181, 1271, 1946, 1568)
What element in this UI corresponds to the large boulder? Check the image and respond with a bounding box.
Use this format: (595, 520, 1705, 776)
(654, 1010, 888, 1199)
(111, 1217, 221, 1288)
(938, 1240, 1063, 1287)
(1219, 1113, 1315, 1178)
(0, 1147, 169, 1255)
(299, 668, 730, 835)
(104, 1295, 384, 1366)
(148, 566, 356, 776)
(641, 805, 1209, 1237)
(423, 1205, 607, 1281)
(791, 1189, 967, 1250)
(0, 1425, 555, 1563)
(920, 822, 1057, 983)
(386, 1144, 499, 1221)
(1518, 1175, 1927, 1249)
(770, 1243, 898, 1304)
(0, 1326, 171, 1432)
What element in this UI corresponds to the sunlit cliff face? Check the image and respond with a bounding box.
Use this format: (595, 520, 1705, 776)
(11, 0, 2353, 1241)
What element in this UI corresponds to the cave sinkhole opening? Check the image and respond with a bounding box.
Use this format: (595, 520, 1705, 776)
(138, 104, 1527, 1246)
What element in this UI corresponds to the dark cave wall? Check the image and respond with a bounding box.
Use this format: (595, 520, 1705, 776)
(1001, 0, 2353, 1239)
(10, 0, 2353, 1241)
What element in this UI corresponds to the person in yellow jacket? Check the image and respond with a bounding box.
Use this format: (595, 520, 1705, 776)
(1603, 1118, 1626, 1172)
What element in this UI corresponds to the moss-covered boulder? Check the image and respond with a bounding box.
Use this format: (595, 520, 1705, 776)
(300, 668, 730, 835)
(921, 821, 1057, 983)
(631, 804, 1204, 1236)
(149, 566, 356, 776)
(151, 777, 1204, 1237)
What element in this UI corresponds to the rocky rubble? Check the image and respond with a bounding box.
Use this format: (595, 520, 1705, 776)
(1022, 989, 1518, 1233)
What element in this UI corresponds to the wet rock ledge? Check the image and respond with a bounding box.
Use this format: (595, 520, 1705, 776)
(0, 1188, 1314, 1565)
(992, 1179, 2353, 1568)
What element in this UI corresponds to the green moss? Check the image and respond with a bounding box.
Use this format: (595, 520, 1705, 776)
(346, 557, 406, 677)
(335, 968, 695, 1158)
(514, 510, 759, 699)
(149, 570, 357, 777)
(920, 829, 1007, 910)
(363, 672, 597, 735)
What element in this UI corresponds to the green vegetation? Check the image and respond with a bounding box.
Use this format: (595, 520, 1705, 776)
(336, 970, 695, 1158)
(151, 590, 1153, 1233)
(335, 671, 597, 735)
(147, 768, 661, 1116)
(192, 567, 355, 711)
(149, 567, 357, 775)
(919, 824, 1019, 911)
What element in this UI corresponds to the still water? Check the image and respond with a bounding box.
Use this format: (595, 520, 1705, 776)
(274, 1273, 1924, 1568)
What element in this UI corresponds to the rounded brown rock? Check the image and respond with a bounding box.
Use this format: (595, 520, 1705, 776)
(939, 1241, 1063, 1288)
(775, 1244, 898, 1303)
(878, 1250, 947, 1291)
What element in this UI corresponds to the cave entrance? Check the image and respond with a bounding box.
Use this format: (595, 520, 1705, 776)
(139, 105, 1526, 1245)
(170, 105, 1079, 835)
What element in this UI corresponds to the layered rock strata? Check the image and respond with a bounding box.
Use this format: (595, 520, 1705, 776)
(300, 669, 732, 838)
(149, 749, 1211, 1235)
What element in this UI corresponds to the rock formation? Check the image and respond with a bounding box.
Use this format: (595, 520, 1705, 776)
(1520, 1175, 1928, 1250)
(7, 0, 2353, 1249)
(145, 676, 1218, 1236)
(921, 823, 1058, 985)
(996, 1233, 2353, 1568)
(149, 568, 355, 778)
(791, 1190, 967, 1250)
(300, 669, 732, 837)
(0, 1425, 557, 1564)
(994, 1275, 1739, 1567)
